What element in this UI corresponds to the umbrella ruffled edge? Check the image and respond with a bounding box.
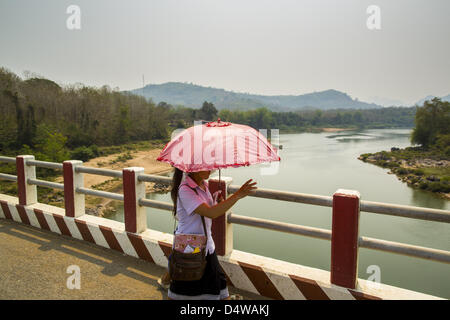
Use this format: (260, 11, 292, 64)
(156, 156, 281, 173)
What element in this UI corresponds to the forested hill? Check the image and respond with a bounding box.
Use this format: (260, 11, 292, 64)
(128, 82, 383, 111)
(0, 66, 414, 165)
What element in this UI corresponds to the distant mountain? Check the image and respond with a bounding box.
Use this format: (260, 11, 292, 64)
(414, 94, 450, 106)
(368, 96, 407, 107)
(127, 82, 383, 111)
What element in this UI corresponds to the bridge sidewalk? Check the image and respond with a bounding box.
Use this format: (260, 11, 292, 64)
(0, 219, 266, 300)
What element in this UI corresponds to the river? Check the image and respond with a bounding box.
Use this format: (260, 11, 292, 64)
(108, 128, 450, 298)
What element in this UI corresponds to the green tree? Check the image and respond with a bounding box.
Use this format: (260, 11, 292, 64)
(333, 112, 342, 125)
(197, 101, 218, 121)
(411, 98, 450, 148)
(312, 110, 322, 126)
(114, 105, 131, 144)
(249, 108, 272, 129)
(218, 109, 232, 122)
(70, 146, 95, 162)
(33, 124, 70, 163)
(16, 104, 37, 148)
(148, 105, 169, 139)
(353, 111, 363, 126)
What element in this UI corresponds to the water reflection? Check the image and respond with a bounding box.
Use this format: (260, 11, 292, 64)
(411, 189, 448, 210)
(327, 129, 412, 143)
(326, 132, 374, 141)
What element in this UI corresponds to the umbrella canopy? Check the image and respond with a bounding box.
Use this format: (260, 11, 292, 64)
(157, 119, 280, 172)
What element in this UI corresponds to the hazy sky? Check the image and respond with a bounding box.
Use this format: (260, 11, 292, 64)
(0, 0, 449, 105)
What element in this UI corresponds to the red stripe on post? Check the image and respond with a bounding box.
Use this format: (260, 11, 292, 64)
(1, 200, 13, 220)
(158, 241, 172, 258)
(74, 219, 96, 243)
(289, 274, 330, 300)
(16, 204, 31, 225)
(123, 170, 137, 233)
(208, 179, 227, 256)
(16, 157, 27, 205)
(127, 232, 154, 263)
(331, 190, 360, 289)
(99, 226, 124, 253)
(348, 290, 382, 300)
(53, 214, 72, 236)
(238, 261, 284, 300)
(63, 162, 75, 217)
(33, 209, 50, 230)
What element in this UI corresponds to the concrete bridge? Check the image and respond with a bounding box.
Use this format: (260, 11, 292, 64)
(1, 155, 449, 300)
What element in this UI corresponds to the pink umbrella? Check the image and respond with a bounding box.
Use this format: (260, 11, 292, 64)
(157, 119, 280, 173)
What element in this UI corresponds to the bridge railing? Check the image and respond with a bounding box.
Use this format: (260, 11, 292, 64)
(1, 154, 449, 290)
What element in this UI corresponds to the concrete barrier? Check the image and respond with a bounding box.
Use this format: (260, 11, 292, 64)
(0, 193, 443, 300)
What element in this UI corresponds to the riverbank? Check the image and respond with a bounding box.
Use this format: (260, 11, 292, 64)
(280, 125, 411, 134)
(359, 147, 450, 199)
(321, 127, 354, 132)
(52, 148, 172, 217)
(279, 126, 358, 134)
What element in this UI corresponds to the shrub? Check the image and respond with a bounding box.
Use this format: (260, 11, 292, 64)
(379, 151, 390, 160)
(377, 160, 388, 167)
(360, 153, 370, 160)
(71, 146, 95, 162)
(426, 181, 450, 193)
(419, 181, 429, 190)
(438, 182, 450, 193)
(387, 161, 400, 168)
(445, 146, 450, 157)
(116, 152, 132, 162)
(409, 176, 419, 184)
(90, 144, 100, 157)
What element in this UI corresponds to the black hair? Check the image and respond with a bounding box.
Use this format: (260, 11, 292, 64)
(171, 167, 184, 216)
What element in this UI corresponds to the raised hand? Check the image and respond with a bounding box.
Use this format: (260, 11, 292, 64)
(235, 179, 258, 199)
(194, 179, 257, 219)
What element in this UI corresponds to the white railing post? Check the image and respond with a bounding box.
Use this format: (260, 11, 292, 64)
(208, 176, 233, 256)
(123, 167, 147, 233)
(63, 160, 85, 217)
(16, 155, 37, 205)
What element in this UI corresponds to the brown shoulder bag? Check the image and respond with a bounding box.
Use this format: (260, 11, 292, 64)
(169, 187, 208, 281)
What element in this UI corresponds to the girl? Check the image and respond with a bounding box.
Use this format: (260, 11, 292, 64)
(168, 168, 257, 300)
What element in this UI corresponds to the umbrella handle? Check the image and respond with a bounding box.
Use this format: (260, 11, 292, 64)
(215, 169, 222, 204)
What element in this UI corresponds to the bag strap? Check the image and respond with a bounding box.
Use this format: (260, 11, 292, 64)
(174, 183, 208, 241)
(188, 185, 208, 239)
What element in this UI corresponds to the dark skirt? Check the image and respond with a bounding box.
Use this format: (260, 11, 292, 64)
(168, 250, 229, 300)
